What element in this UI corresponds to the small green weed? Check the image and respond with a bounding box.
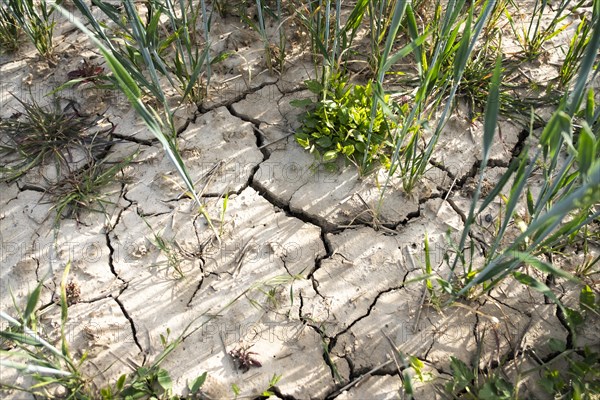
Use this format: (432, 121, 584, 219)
(445, 356, 514, 399)
(99, 353, 207, 399)
(142, 217, 185, 278)
(293, 75, 397, 174)
(539, 345, 600, 398)
(257, 373, 283, 397)
(518, 285, 599, 398)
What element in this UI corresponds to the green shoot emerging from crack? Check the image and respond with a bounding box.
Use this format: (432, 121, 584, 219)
(142, 217, 184, 278)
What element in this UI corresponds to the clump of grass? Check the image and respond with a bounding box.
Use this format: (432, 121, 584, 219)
(50, 152, 135, 225)
(559, 13, 594, 88)
(0, 5, 20, 52)
(0, 95, 113, 183)
(1, 263, 210, 398)
(504, 0, 585, 62)
(0, 264, 92, 398)
(3, 0, 56, 60)
(71, 0, 215, 105)
(292, 0, 368, 89)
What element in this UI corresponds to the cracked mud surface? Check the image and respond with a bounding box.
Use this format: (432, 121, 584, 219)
(1, 4, 599, 400)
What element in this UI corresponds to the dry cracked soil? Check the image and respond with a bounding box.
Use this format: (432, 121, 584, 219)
(1, 2, 599, 399)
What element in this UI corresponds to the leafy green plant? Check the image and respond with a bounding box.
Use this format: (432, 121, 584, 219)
(539, 346, 600, 399)
(445, 356, 514, 399)
(99, 335, 208, 400)
(293, 74, 397, 174)
(516, 286, 600, 399)
(259, 373, 282, 397)
(99, 335, 208, 399)
(0, 95, 113, 183)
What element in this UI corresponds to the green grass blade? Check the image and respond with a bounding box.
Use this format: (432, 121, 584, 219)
(59, 261, 72, 362)
(453, 6, 473, 83)
(404, 2, 422, 77)
(22, 280, 42, 327)
(477, 156, 520, 214)
(123, 0, 165, 103)
(577, 122, 596, 179)
(0, 311, 69, 363)
(450, 52, 503, 275)
(362, 0, 408, 167)
(182, 45, 210, 100)
(481, 53, 502, 166)
(381, 32, 429, 73)
(0, 360, 72, 377)
(567, 0, 600, 115)
(488, 150, 537, 256)
(512, 271, 567, 315)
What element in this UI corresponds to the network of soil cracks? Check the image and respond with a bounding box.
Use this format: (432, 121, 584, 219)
(1, 2, 599, 399)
